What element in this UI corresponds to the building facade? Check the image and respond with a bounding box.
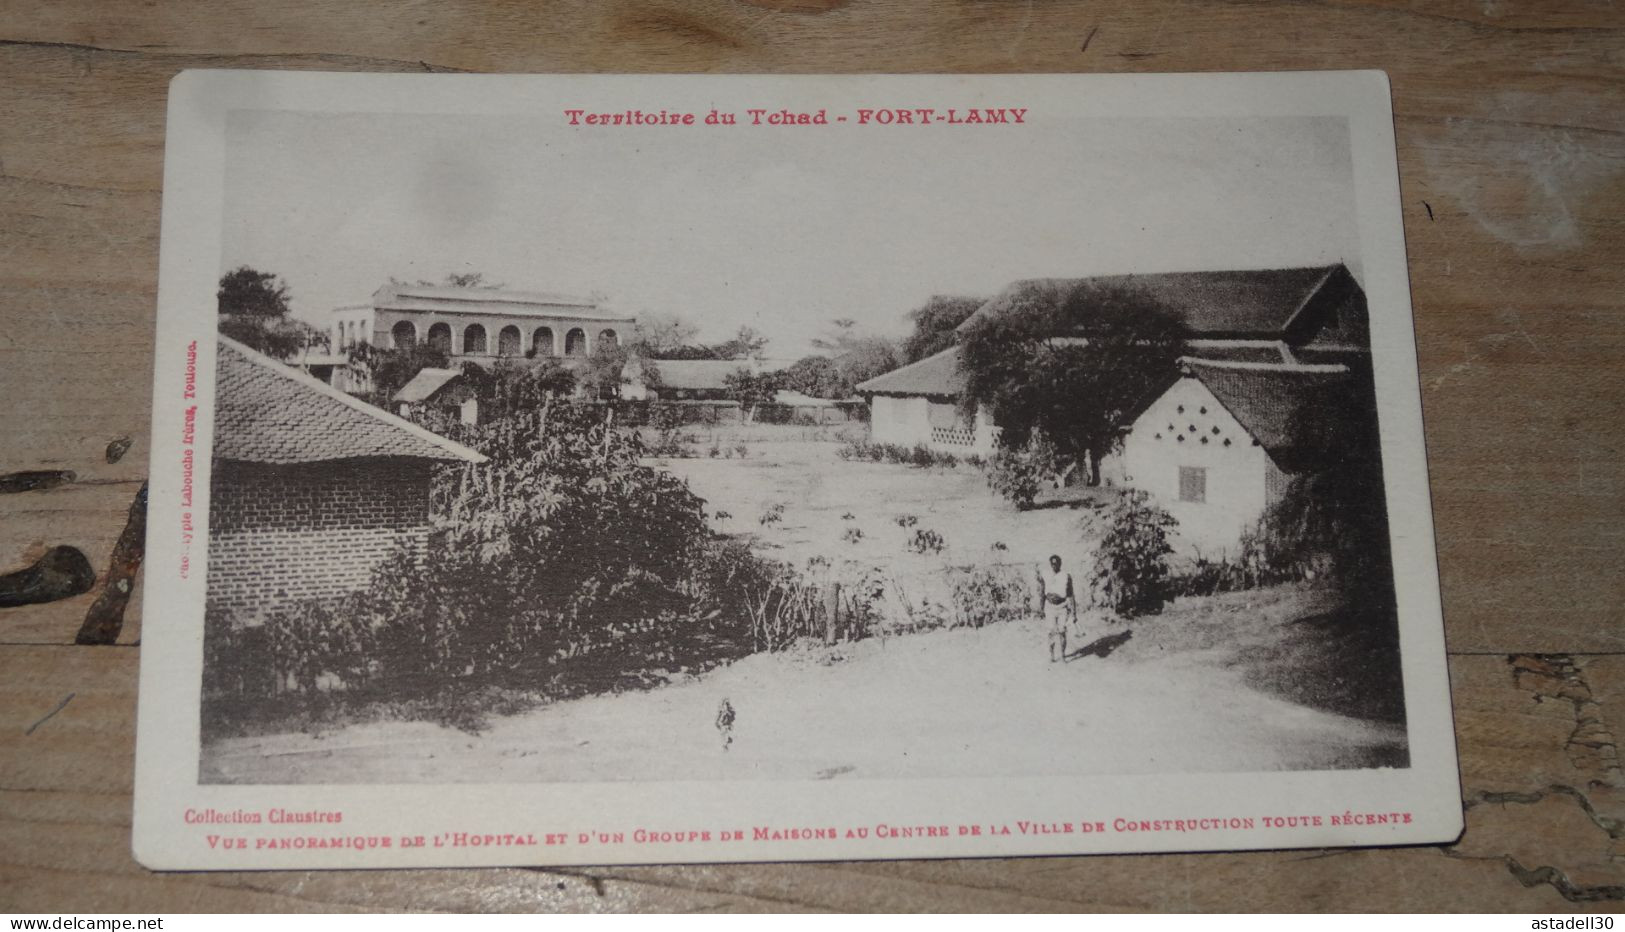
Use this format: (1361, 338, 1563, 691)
(1102, 358, 1360, 558)
(857, 347, 1000, 454)
(331, 283, 636, 363)
(208, 336, 486, 619)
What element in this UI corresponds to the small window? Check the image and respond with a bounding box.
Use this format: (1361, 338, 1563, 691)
(1179, 466, 1207, 504)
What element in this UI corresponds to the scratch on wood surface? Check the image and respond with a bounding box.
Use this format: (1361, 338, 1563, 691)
(1080, 25, 1100, 54)
(1508, 859, 1625, 903)
(1464, 785, 1623, 840)
(75, 482, 147, 645)
(0, 470, 75, 494)
(1509, 654, 1622, 780)
(0, 37, 473, 74)
(24, 693, 74, 736)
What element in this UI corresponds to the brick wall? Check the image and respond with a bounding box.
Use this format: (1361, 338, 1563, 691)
(206, 457, 437, 617)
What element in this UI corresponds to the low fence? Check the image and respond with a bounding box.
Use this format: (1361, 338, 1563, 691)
(588, 399, 867, 427)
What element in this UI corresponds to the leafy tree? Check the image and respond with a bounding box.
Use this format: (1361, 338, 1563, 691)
(1256, 367, 1392, 588)
(809, 318, 900, 397)
(778, 355, 846, 399)
(217, 266, 326, 358)
(481, 358, 575, 419)
(983, 430, 1062, 509)
(639, 324, 770, 362)
(723, 368, 780, 423)
(347, 341, 452, 405)
(392, 272, 503, 289)
(832, 337, 898, 395)
(219, 267, 293, 317)
(708, 325, 769, 361)
(900, 295, 984, 363)
(959, 288, 1188, 485)
(633, 312, 700, 357)
(578, 340, 632, 400)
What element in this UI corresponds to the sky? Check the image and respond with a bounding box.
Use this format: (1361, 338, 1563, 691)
(220, 110, 1361, 356)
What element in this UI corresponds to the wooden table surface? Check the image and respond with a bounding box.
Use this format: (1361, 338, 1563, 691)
(1, 0, 1621, 913)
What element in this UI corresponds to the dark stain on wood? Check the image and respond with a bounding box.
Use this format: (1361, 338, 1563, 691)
(105, 437, 132, 463)
(76, 481, 147, 645)
(0, 470, 76, 494)
(0, 546, 96, 609)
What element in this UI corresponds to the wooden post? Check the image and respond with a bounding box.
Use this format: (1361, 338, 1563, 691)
(823, 582, 840, 645)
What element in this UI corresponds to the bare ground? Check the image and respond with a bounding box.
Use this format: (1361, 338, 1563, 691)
(201, 584, 1407, 783)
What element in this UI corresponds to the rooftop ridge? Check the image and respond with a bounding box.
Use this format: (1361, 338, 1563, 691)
(217, 334, 486, 464)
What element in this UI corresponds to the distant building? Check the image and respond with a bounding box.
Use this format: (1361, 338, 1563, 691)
(208, 336, 485, 618)
(851, 347, 1000, 454)
(857, 264, 1368, 457)
(302, 283, 638, 393)
(631, 358, 786, 401)
(333, 282, 634, 360)
(392, 366, 485, 425)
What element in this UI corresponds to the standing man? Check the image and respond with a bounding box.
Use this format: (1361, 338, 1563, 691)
(1039, 554, 1076, 663)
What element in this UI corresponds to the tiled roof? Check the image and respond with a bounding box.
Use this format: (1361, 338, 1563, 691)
(214, 336, 486, 465)
(957, 264, 1352, 339)
(1185, 358, 1354, 470)
(854, 346, 963, 397)
(392, 367, 461, 404)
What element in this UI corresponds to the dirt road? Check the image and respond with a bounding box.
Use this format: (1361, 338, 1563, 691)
(202, 612, 1406, 784)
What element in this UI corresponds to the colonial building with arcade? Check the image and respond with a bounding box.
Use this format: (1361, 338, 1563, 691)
(331, 282, 635, 362)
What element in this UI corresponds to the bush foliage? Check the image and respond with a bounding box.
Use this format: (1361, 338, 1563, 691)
(1089, 490, 1179, 617)
(983, 430, 1061, 509)
(203, 402, 773, 729)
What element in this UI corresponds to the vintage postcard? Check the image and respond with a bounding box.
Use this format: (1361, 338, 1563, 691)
(135, 71, 1461, 869)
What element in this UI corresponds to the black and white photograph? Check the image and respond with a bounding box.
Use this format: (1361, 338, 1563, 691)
(135, 72, 1459, 868)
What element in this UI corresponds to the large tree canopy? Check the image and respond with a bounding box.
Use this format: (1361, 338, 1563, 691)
(218, 266, 292, 318)
(959, 289, 1190, 483)
(632, 312, 700, 357)
(900, 295, 985, 364)
(806, 318, 900, 398)
(217, 267, 327, 359)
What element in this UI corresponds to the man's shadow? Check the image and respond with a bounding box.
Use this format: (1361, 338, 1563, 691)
(1066, 629, 1132, 661)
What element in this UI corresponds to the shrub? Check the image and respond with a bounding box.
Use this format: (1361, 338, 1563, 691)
(838, 439, 961, 468)
(984, 430, 1061, 509)
(908, 528, 946, 555)
(1088, 490, 1178, 617)
(205, 402, 781, 717)
(948, 565, 1030, 628)
(842, 526, 865, 544)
